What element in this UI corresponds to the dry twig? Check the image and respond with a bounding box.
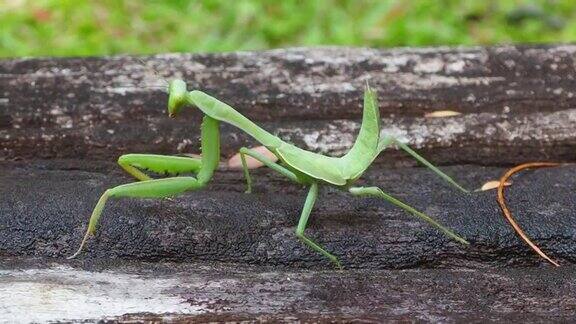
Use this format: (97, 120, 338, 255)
(497, 162, 561, 267)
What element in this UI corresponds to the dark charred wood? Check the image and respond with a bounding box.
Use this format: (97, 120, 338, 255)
(2, 159, 575, 269)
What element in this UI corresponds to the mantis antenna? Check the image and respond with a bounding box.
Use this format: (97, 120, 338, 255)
(135, 57, 169, 87)
(108, 58, 171, 92)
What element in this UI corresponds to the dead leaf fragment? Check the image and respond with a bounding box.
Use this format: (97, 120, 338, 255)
(424, 110, 462, 118)
(480, 180, 511, 191)
(228, 146, 278, 169)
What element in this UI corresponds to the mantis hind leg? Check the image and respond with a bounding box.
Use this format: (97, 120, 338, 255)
(68, 176, 206, 259)
(379, 136, 469, 193)
(349, 186, 469, 245)
(118, 154, 202, 181)
(295, 183, 342, 269)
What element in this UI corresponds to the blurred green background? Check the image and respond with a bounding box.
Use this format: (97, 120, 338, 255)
(1, 0, 574, 58)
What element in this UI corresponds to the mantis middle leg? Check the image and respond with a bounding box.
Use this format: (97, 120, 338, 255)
(238, 147, 304, 193)
(295, 182, 342, 269)
(236, 148, 340, 266)
(69, 116, 221, 258)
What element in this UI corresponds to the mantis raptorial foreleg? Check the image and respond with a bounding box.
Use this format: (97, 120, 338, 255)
(238, 147, 304, 193)
(348, 186, 469, 245)
(294, 182, 342, 269)
(69, 116, 220, 258)
(118, 154, 203, 181)
(378, 136, 469, 193)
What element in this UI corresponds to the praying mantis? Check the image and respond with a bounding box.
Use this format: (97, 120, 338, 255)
(68, 79, 471, 268)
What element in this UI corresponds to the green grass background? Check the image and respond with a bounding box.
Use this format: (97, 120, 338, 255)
(1, 0, 575, 58)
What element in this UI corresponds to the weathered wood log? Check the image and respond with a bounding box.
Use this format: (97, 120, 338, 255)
(2, 45, 576, 322)
(2, 45, 576, 165)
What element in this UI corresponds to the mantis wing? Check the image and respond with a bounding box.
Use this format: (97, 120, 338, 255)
(276, 86, 381, 185)
(339, 85, 381, 180)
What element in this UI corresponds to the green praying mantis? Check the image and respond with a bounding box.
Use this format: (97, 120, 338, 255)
(68, 79, 471, 268)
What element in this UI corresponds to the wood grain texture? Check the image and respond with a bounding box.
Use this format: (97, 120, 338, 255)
(3, 258, 576, 323)
(2, 45, 576, 165)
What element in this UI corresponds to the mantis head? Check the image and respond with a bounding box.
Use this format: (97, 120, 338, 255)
(167, 79, 188, 118)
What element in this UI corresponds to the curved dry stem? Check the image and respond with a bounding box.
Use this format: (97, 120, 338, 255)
(497, 162, 561, 267)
